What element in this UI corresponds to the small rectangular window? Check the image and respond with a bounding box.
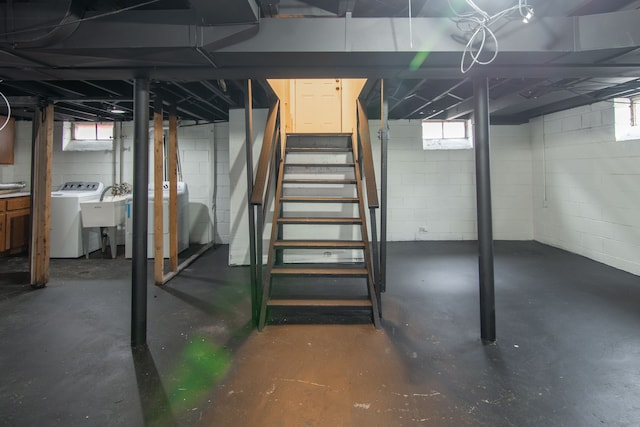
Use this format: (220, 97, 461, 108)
(614, 97, 640, 141)
(72, 122, 113, 141)
(63, 121, 114, 151)
(422, 119, 473, 150)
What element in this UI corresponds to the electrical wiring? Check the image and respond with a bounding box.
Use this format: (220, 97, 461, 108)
(449, 0, 535, 73)
(0, 0, 163, 39)
(0, 88, 11, 132)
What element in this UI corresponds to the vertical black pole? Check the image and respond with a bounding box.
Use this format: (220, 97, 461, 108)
(380, 79, 388, 293)
(473, 77, 496, 343)
(244, 80, 258, 325)
(131, 77, 150, 348)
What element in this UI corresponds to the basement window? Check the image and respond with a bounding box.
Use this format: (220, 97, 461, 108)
(62, 121, 114, 151)
(422, 120, 473, 150)
(614, 97, 640, 142)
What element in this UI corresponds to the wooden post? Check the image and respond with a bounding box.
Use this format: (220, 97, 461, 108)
(153, 101, 164, 285)
(168, 112, 178, 272)
(29, 103, 53, 288)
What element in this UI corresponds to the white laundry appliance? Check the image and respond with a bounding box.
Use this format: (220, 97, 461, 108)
(125, 181, 189, 258)
(50, 181, 104, 258)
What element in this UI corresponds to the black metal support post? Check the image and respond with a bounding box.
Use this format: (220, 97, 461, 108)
(473, 77, 496, 343)
(380, 80, 389, 293)
(256, 208, 263, 309)
(369, 208, 381, 313)
(131, 77, 150, 348)
(244, 80, 258, 325)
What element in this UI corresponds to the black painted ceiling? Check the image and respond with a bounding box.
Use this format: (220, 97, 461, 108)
(1, 0, 640, 124)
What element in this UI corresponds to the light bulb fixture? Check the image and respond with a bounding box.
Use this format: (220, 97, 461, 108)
(522, 8, 534, 23)
(110, 106, 126, 114)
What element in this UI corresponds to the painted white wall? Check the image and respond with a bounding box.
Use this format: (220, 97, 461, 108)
(7, 100, 638, 278)
(531, 102, 640, 276)
(213, 123, 231, 244)
(5, 120, 229, 245)
(368, 119, 533, 242)
(4, 121, 36, 185)
(226, 115, 533, 265)
(228, 108, 269, 266)
(5, 121, 116, 189)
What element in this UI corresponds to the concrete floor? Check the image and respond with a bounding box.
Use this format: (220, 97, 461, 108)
(0, 241, 639, 426)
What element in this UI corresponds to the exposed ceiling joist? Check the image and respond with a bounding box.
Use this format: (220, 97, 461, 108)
(402, 79, 469, 119)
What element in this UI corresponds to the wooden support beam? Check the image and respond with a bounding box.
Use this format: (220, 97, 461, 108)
(29, 103, 53, 287)
(161, 242, 215, 285)
(153, 104, 164, 285)
(168, 113, 178, 272)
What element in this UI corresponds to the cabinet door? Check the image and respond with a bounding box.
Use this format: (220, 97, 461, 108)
(6, 208, 30, 252)
(0, 214, 5, 252)
(0, 117, 15, 165)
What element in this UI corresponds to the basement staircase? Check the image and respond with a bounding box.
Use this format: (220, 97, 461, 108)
(257, 133, 381, 330)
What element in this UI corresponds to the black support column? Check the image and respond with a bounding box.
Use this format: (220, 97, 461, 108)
(473, 77, 496, 343)
(380, 79, 388, 293)
(131, 77, 150, 348)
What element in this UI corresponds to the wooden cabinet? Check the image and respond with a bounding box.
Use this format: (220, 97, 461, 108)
(0, 200, 5, 252)
(0, 195, 30, 255)
(0, 117, 16, 165)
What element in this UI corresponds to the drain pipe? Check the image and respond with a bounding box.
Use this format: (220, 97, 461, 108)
(112, 122, 118, 185)
(131, 77, 150, 349)
(119, 122, 127, 184)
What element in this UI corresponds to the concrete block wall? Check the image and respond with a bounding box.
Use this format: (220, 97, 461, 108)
(228, 108, 269, 266)
(2, 121, 36, 185)
(213, 123, 231, 244)
(226, 114, 533, 266)
(368, 119, 533, 241)
(177, 123, 215, 244)
(7, 121, 116, 189)
(531, 101, 640, 275)
(6, 120, 228, 245)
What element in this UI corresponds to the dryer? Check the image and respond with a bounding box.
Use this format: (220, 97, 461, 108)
(50, 181, 104, 258)
(125, 181, 189, 258)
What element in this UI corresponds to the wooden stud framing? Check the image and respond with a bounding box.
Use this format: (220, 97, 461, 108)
(153, 108, 164, 285)
(168, 113, 178, 272)
(29, 103, 53, 287)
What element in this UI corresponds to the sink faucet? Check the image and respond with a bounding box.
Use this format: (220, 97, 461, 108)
(100, 186, 113, 201)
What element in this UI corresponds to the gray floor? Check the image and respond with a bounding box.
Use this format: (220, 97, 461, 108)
(0, 241, 638, 426)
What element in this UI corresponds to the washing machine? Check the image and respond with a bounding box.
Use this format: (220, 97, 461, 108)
(50, 181, 104, 258)
(125, 181, 189, 258)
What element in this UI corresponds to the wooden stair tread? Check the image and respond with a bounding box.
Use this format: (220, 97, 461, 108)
(286, 147, 352, 153)
(278, 217, 362, 224)
(268, 298, 372, 307)
(285, 163, 355, 168)
(287, 133, 352, 137)
(273, 240, 365, 248)
(282, 179, 357, 184)
(271, 266, 368, 276)
(280, 196, 359, 203)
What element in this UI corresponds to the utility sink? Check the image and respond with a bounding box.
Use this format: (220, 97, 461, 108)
(80, 197, 127, 228)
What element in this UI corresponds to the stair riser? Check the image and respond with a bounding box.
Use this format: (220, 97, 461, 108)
(286, 134, 351, 149)
(271, 272, 368, 278)
(285, 153, 352, 164)
(276, 249, 364, 264)
(280, 224, 362, 241)
(282, 187, 357, 198)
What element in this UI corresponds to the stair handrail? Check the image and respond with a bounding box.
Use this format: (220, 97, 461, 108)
(356, 99, 379, 209)
(251, 99, 280, 207)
